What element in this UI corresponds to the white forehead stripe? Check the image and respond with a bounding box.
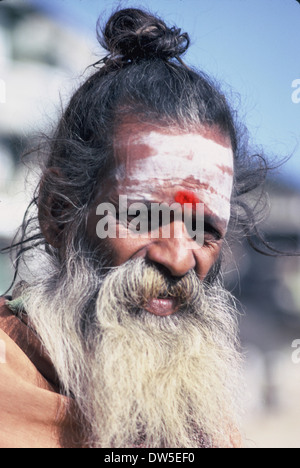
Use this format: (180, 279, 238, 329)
(116, 131, 234, 225)
(128, 132, 233, 180)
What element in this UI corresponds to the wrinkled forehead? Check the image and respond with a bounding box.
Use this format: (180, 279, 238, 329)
(113, 121, 233, 163)
(112, 123, 234, 226)
(114, 123, 233, 173)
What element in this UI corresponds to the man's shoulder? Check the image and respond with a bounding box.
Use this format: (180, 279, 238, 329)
(0, 295, 41, 381)
(0, 297, 67, 448)
(0, 295, 60, 390)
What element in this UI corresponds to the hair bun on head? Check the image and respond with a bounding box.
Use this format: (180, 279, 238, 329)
(99, 8, 190, 63)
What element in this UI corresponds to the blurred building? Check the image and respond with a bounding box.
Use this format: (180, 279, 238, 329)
(0, 0, 95, 291)
(239, 181, 300, 347)
(226, 180, 300, 437)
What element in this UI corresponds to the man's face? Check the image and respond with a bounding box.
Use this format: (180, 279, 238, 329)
(25, 124, 241, 448)
(87, 122, 234, 316)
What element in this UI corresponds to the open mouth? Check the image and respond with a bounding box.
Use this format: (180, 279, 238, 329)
(144, 296, 180, 316)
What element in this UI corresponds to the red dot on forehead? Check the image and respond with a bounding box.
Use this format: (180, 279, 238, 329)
(175, 190, 200, 206)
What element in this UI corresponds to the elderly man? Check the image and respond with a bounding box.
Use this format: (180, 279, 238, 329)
(0, 8, 266, 448)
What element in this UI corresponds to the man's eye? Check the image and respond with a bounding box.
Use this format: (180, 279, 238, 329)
(204, 223, 222, 242)
(185, 218, 221, 244)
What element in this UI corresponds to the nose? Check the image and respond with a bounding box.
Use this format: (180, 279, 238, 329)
(145, 222, 196, 277)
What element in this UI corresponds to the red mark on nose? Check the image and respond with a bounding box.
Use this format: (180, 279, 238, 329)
(175, 190, 200, 207)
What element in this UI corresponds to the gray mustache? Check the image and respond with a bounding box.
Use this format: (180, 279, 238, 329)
(102, 258, 203, 309)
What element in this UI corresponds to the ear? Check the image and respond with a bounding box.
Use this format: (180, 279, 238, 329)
(38, 167, 72, 249)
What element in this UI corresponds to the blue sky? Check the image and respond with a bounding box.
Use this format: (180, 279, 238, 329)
(28, 0, 300, 188)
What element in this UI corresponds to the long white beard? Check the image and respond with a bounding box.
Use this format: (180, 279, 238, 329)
(22, 252, 243, 448)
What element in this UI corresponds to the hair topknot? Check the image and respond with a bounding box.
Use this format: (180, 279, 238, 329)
(98, 8, 190, 63)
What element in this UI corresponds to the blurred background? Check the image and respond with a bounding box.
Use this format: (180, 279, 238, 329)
(0, 0, 299, 448)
